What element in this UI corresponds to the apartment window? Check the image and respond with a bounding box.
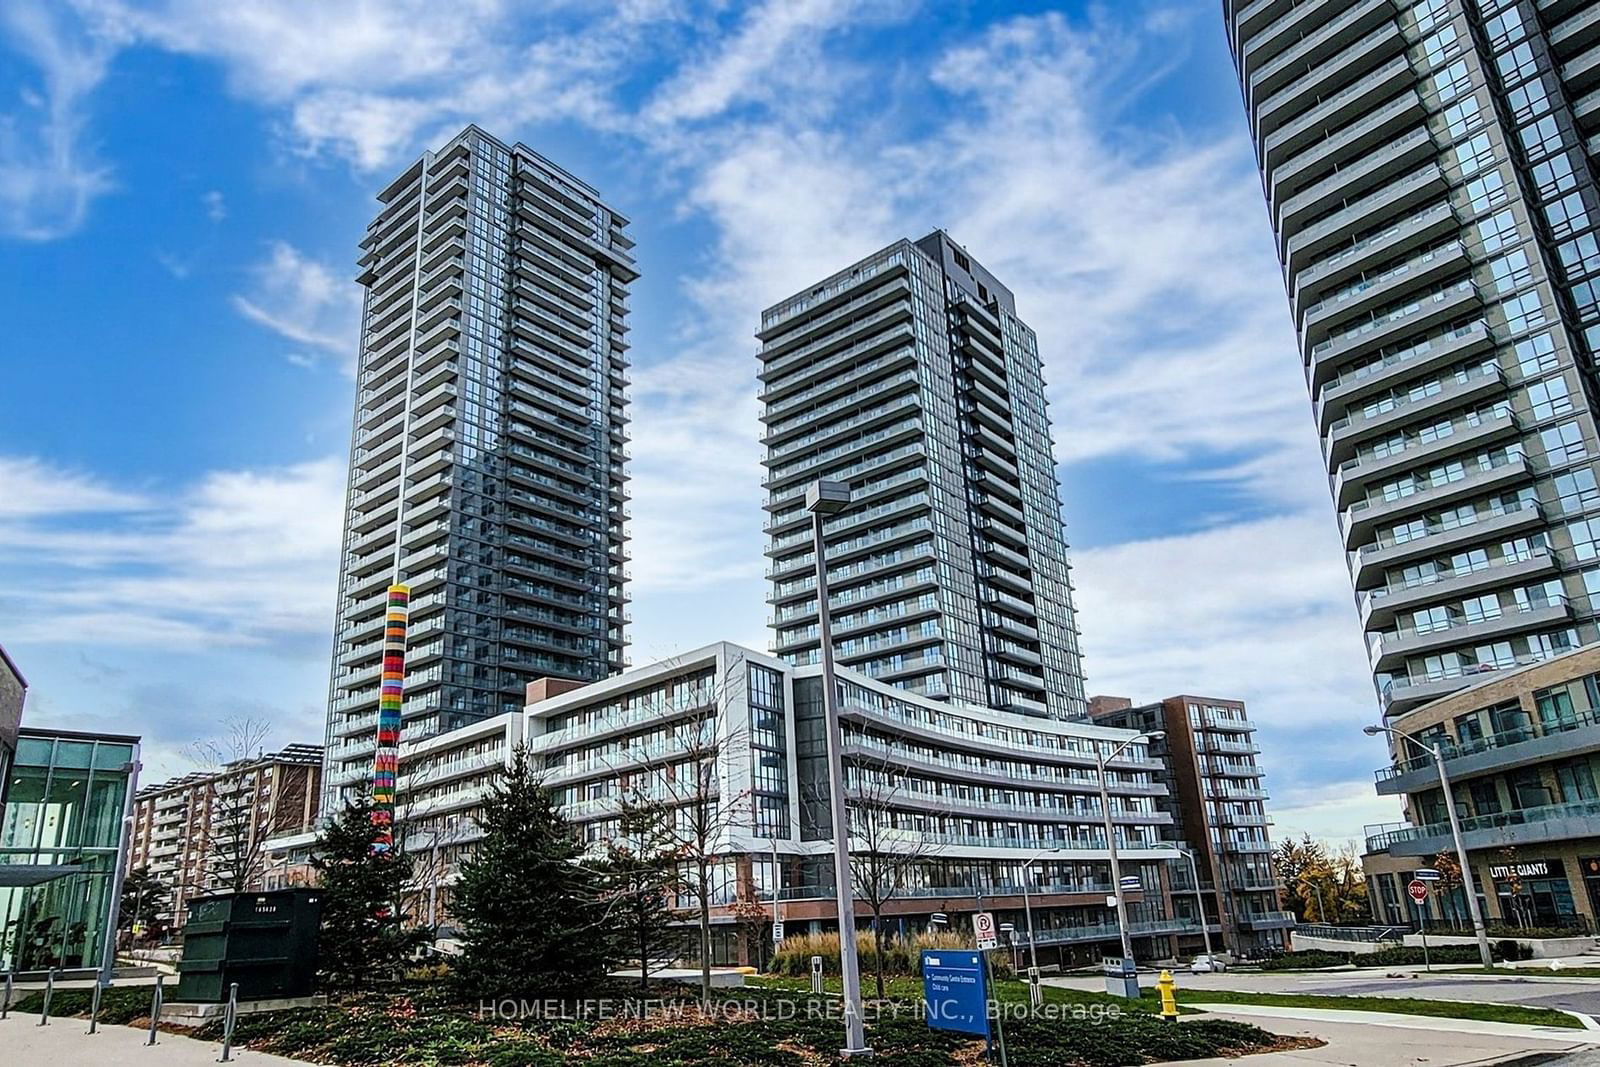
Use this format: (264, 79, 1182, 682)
(1488, 249, 1533, 293)
(1568, 518, 1600, 561)
(1560, 234, 1600, 281)
(1478, 210, 1520, 253)
(1540, 422, 1587, 464)
(1454, 133, 1496, 175)
(1483, 4, 1528, 50)
(1555, 468, 1600, 513)
(1432, 58, 1472, 102)
(1532, 154, 1579, 201)
(1506, 76, 1551, 124)
(1500, 291, 1547, 333)
(1529, 374, 1574, 419)
(1545, 193, 1590, 239)
(1466, 171, 1509, 213)
(1520, 116, 1567, 163)
(1514, 332, 1559, 376)
(1496, 41, 1539, 85)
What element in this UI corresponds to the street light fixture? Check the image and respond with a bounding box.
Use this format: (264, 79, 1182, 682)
(1019, 846, 1062, 976)
(807, 478, 871, 1057)
(1096, 731, 1163, 969)
(1364, 723, 1493, 968)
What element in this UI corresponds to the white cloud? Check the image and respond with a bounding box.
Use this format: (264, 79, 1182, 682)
(0, 455, 147, 516)
(644, 0, 863, 125)
(0, 455, 345, 648)
(232, 240, 361, 368)
(0, 0, 115, 239)
(202, 188, 225, 221)
(70, 0, 674, 171)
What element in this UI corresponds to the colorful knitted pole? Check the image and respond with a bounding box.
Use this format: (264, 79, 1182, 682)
(371, 583, 409, 853)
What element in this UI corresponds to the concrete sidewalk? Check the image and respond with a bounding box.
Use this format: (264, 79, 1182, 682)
(1175, 1010, 1590, 1066)
(0, 1013, 319, 1065)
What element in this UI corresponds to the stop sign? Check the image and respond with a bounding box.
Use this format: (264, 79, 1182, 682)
(1407, 879, 1429, 903)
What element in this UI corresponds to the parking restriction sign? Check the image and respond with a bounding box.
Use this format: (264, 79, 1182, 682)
(974, 911, 999, 950)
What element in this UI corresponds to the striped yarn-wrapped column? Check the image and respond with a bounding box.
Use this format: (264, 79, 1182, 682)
(371, 583, 409, 853)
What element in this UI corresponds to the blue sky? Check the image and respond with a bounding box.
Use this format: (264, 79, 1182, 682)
(0, 0, 1398, 841)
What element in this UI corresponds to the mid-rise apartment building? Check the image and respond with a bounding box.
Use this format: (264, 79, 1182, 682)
(324, 125, 635, 797)
(1228, 0, 1600, 715)
(1364, 643, 1600, 930)
(1091, 694, 1291, 955)
(759, 233, 1086, 719)
(129, 744, 322, 929)
(386, 642, 1196, 965)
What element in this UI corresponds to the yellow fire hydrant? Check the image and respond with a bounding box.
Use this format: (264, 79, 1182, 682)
(1157, 969, 1178, 1023)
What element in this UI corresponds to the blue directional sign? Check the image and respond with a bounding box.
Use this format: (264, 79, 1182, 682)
(922, 949, 989, 1037)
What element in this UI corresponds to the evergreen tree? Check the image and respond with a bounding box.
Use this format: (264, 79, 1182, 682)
(453, 746, 612, 996)
(119, 866, 170, 943)
(311, 794, 430, 990)
(596, 794, 685, 989)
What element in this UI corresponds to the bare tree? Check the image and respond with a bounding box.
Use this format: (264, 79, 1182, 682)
(837, 754, 937, 1001)
(188, 717, 284, 894)
(629, 661, 751, 1008)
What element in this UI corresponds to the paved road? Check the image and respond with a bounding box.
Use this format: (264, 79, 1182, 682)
(1047, 968, 1600, 1016)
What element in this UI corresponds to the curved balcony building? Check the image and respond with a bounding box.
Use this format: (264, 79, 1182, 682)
(1227, 0, 1600, 715)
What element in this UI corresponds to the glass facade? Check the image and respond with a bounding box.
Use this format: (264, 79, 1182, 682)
(0, 730, 138, 973)
(760, 233, 1087, 720)
(1227, 0, 1600, 715)
(326, 124, 634, 796)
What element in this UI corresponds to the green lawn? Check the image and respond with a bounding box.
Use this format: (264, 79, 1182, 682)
(1151, 987, 1585, 1029)
(1442, 966, 1600, 979)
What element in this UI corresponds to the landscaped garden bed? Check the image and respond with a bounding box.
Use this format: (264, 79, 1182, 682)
(15, 980, 1304, 1066)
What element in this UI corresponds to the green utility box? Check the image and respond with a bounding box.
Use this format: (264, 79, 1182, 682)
(175, 887, 323, 1002)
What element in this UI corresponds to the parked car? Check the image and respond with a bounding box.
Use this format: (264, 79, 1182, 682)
(1189, 954, 1227, 974)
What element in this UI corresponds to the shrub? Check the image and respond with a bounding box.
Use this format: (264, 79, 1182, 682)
(769, 929, 1011, 981)
(1366, 944, 1497, 966)
(1256, 949, 1352, 970)
(1496, 938, 1534, 961)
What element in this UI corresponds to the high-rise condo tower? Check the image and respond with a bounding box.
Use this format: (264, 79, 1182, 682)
(759, 232, 1087, 719)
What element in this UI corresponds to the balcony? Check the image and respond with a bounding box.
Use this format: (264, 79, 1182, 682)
(1366, 597, 1573, 672)
(1339, 452, 1532, 549)
(1303, 241, 1469, 340)
(1262, 53, 1416, 173)
(1278, 125, 1437, 239)
(1310, 281, 1483, 392)
(1287, 162, 1448, 283)
(1349, 500, 1542, 587)
(1376, 709, 1600, 795)
(1297, 200, 1460, 313)
(1247, 0, 1398, 105)
(1315, 319, 1492, 433)
(1359, 547, 1560, 628)
(1550, 3, 1600, 57)
(1254, 21, 1406, 137)
(1331, 408, 1518, 506)
(1271, 90, 1429, 224)
(1368, 797, 1600, 857)
(1242, 910, 1298, 930)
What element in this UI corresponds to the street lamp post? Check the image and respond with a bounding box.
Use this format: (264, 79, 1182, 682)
(1020, 846, 1062, 976)
(1174, 844, 1214, 960)
(807, 479, 871, 1057)
(1365, 723, 1493, 968)
(1095, 731, 1163, 968)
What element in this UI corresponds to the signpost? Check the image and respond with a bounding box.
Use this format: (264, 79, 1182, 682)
(772, 921, 785, 945)
(1408, 879, 1432, 972)
(974, 911, 999, 951)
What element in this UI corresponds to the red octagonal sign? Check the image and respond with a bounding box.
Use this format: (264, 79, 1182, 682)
(1407, 879, 1429, 903)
